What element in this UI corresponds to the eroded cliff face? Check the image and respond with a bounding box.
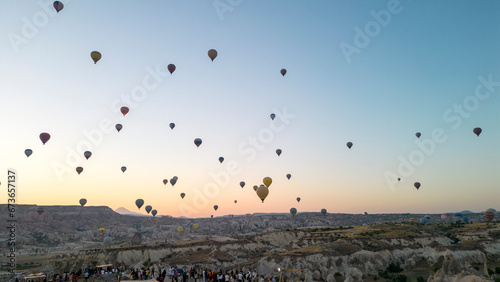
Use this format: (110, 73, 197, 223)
(39, 225, 500, 281)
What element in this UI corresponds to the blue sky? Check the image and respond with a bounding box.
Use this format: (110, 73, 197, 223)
(0, 1, 499, 217)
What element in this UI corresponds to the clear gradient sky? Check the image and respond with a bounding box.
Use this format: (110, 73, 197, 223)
(1, 1, 499, 218)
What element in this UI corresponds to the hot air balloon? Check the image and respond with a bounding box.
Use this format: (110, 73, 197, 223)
(90, 51, 101, 64)
(170, 178, 177, 186)
(219, 157, 224, 163)
(25, 149, 33, 158)
(169, 123, 175, 130)
(79, 198, 87, 207)
(253, 185, 258, 191)
(53, 1, 64, 13)
(234, 200, 237, 204)
(84, 151, 92, 160)
(115, 124, 123, 132)
(290, 208, 297, 217)
(194, 138, 202, 147)
(145, 205, 152, 214)
(276, 149, 282, 156)
(76, 167, 83, 175)
(473, 127, 482, 136)
(420, 217, 429, 223)
(120, 107, 129, 116)
(484, 208, 496, 221)
(239, 181, 245, 188)
(104, 236, 112, 246)
(193, 223, 199, 230)
(180, 193, 186, 199)
(263, 177, 272, 188)
(441, 214, 447, 221)
(211, 215, 214, 218)
(232, 221, 239, 229)
(414, 182, 421, 190)
(208, 49, 218, 61)
(151, 210, 157, 217)
(398, 178, 401, 181)
(37, 207, 44, 215)
(286, 174, 291, 180)
(163, 179, 168, 185)
(214, 205, 218, 211)
(321, 208, 327, 216)
(135, 199, 144, 209)
(415, 132, 421, 138)
(167, 64, 176, 74)
(98, 228, 105, 235)
(256, 185, 269, 203)
(280, 69, 287, 76)
(120, 166, 127, 173)
(177, 226, 183, 234)
(40, 133, 51, 145)
(346, 142, 353, 149)
(296, 197, 301, 203)
(270, 113, 276, 120)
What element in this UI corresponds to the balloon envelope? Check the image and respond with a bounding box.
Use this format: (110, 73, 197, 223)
(276, 149, 282, 156)
(25, 149, 33, 157)
(152, 210, 157, 217)
(415, 132, 421, 138)
(321, 208, 327, 215)
(193, 223, 199, 229)
(170, 178, 177, 186)
(104, 236, 112, 246)
(90, 51, 101, 64)
(180, 193, 185, 199)
(290, 208, 297, 217)
(473, 127, 482, 136)
(84, 151, 92, 160)
(239, 181, 245, 188)
(169, 123, 175, 130)
(37, 207, 44, 215)
(120, 107, 129, 116)
(280, 69, 287, 76)
(256, 185, 269, 203)
(163, 179, 168, 185)
(296, 197, 301, 203)
(115, 124, 123, 132)
(79, 198, 87, 207)
(53, 1, 64, 12)
(346, 142, 353, 149)
(145, 205, 152, 214)
(414, 182, 421, 190)
(177, 226, 183, 233)
(194, 138, 202, 147)
(270, 113, 276, 120)
(121, 166, 127, 173)
(214, 205, 218, 211)
(219, 157, 224, 163)
(263, 177, 272, 188)
(208, 49, 218, 61)
(253, 185, 258, 191)
(40, 133, 51, 145)
(286, 174, 291, 180)
(441, 214, 447, 221)
(76, 167, 83, 175)
(135, 199, 144, 209)
(167, 64, 176, 74)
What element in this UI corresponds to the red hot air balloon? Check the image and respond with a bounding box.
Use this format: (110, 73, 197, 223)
(76, 167, 83, 175)
(414, 182, 421, 190)
(53, 1, 64, 13)
(280, 69, 287, 76)
(115, 124, 123, 132)
(163, 179, 168, 185)
(120, 107, 129, 116)
(473, 127, 482, 136)
(40, 133, 51, 145)
(168, 64, 176, 74)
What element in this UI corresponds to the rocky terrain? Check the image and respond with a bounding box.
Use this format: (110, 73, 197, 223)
(1, 205, 499, 281)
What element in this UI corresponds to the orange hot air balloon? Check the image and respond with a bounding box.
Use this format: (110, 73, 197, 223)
(76, 167, 83, 175)
(280, 69, 287, 76)
(168, 64, 176, 74)
(115, 124, 123, 132)
(40, 133, 51, 145)
(163, 179, 168, 185)
(208, 49, 218, 61)
(473, 127, 482, 136)
(414, 182, 421, 190)
(120, 107, 129, 116)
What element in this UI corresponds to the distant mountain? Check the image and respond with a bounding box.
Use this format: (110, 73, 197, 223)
(460, 210, 475, 214)
(114, 207, 147, 217)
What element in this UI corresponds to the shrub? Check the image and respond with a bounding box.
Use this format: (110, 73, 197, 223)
(495, 267, 500, 274)
(391, 275, 407, 282)
(416, 276, 425, 282)
(387, 263, 403, 273)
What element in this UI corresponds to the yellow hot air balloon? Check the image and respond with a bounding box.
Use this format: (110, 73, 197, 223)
(98, 228, 105, 235)
(177, 226, 184, 234)
(263, 177, 272, 188)
(256, 185, 269, 203)
(193, 223, 199, 230)
(90, 51, 102, 64)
